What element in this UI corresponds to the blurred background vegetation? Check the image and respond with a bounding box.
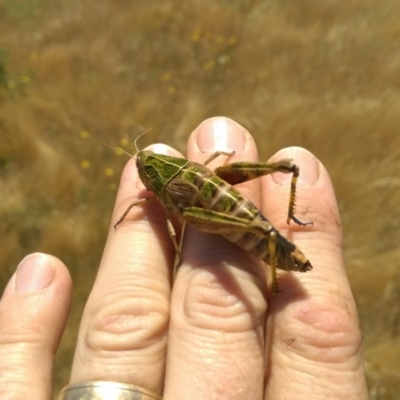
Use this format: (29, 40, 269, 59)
(1, 0, 400, 398)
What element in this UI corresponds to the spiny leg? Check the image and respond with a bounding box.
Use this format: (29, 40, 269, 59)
(114, 197, 156, 228)
(214, 159, 313, 226)
(214, 159, 297, 184)
(221, 160, 310, 225)
(285, 163, 313, 226)
(268, 231, 280, 296)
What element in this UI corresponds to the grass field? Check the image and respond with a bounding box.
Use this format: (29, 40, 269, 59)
(1, 0, 400, 398)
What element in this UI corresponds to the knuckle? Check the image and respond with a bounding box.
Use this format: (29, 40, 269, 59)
(179, 268, 267, 334)
(280, 297, 362, 363)
(0, 356, 47, 399)
(84, 295, 169, 354)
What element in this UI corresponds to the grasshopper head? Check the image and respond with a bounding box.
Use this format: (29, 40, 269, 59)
(136, 150, 163, 194)
(136, 150, 188, 196)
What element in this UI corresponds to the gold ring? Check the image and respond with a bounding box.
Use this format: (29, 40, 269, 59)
(58, 380, 162, 400)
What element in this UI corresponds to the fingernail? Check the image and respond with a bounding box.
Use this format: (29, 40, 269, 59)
(16, 253, 55, 292)
(150, 143, 170, 155)
(148, 143, 181, 158)
(272, 147, 320, 185)
(196, 117, 245, 154)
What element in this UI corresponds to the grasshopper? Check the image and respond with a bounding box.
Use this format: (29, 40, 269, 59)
(115, 141, 312, 294)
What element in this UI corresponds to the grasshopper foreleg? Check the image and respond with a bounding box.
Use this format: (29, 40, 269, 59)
(173, 221, 187, 279)
(115, 198, 186, 279)
(166, 214, 180, 255)
(203, 150, 235, 166)
(164, 211, 184, 268)
(214, 159, 313, 227)
(114, 197, 157, 228)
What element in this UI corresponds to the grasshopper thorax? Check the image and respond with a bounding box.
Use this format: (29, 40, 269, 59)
(136, 150, 189, 196)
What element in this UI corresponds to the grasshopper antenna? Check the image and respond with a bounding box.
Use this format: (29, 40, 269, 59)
(101, 142, 134, 158)
(133, 128, 151, 153)
(100, 128, 151, 158)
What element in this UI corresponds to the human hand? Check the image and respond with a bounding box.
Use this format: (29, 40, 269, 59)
(0, 117, 369, 399)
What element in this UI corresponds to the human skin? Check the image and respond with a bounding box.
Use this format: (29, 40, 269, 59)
(0, 117, 369, 399)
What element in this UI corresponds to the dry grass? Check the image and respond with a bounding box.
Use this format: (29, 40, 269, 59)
(1, 0, 400, 398)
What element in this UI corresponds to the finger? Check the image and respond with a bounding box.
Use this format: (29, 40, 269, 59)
(262, 147, 368, 399)
(70, 145, 177, 394)
(164, 117, 268, 400)
(0, 253, 72, 400)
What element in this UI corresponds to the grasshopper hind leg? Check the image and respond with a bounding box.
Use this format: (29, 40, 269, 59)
(212, 157, 313, 227)
(285, 162, 313, 227)
(268, 230, 281, 296)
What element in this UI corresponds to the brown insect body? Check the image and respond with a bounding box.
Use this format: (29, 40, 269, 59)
(115, 147, 312, 294)
(126, 150, 313, 294)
